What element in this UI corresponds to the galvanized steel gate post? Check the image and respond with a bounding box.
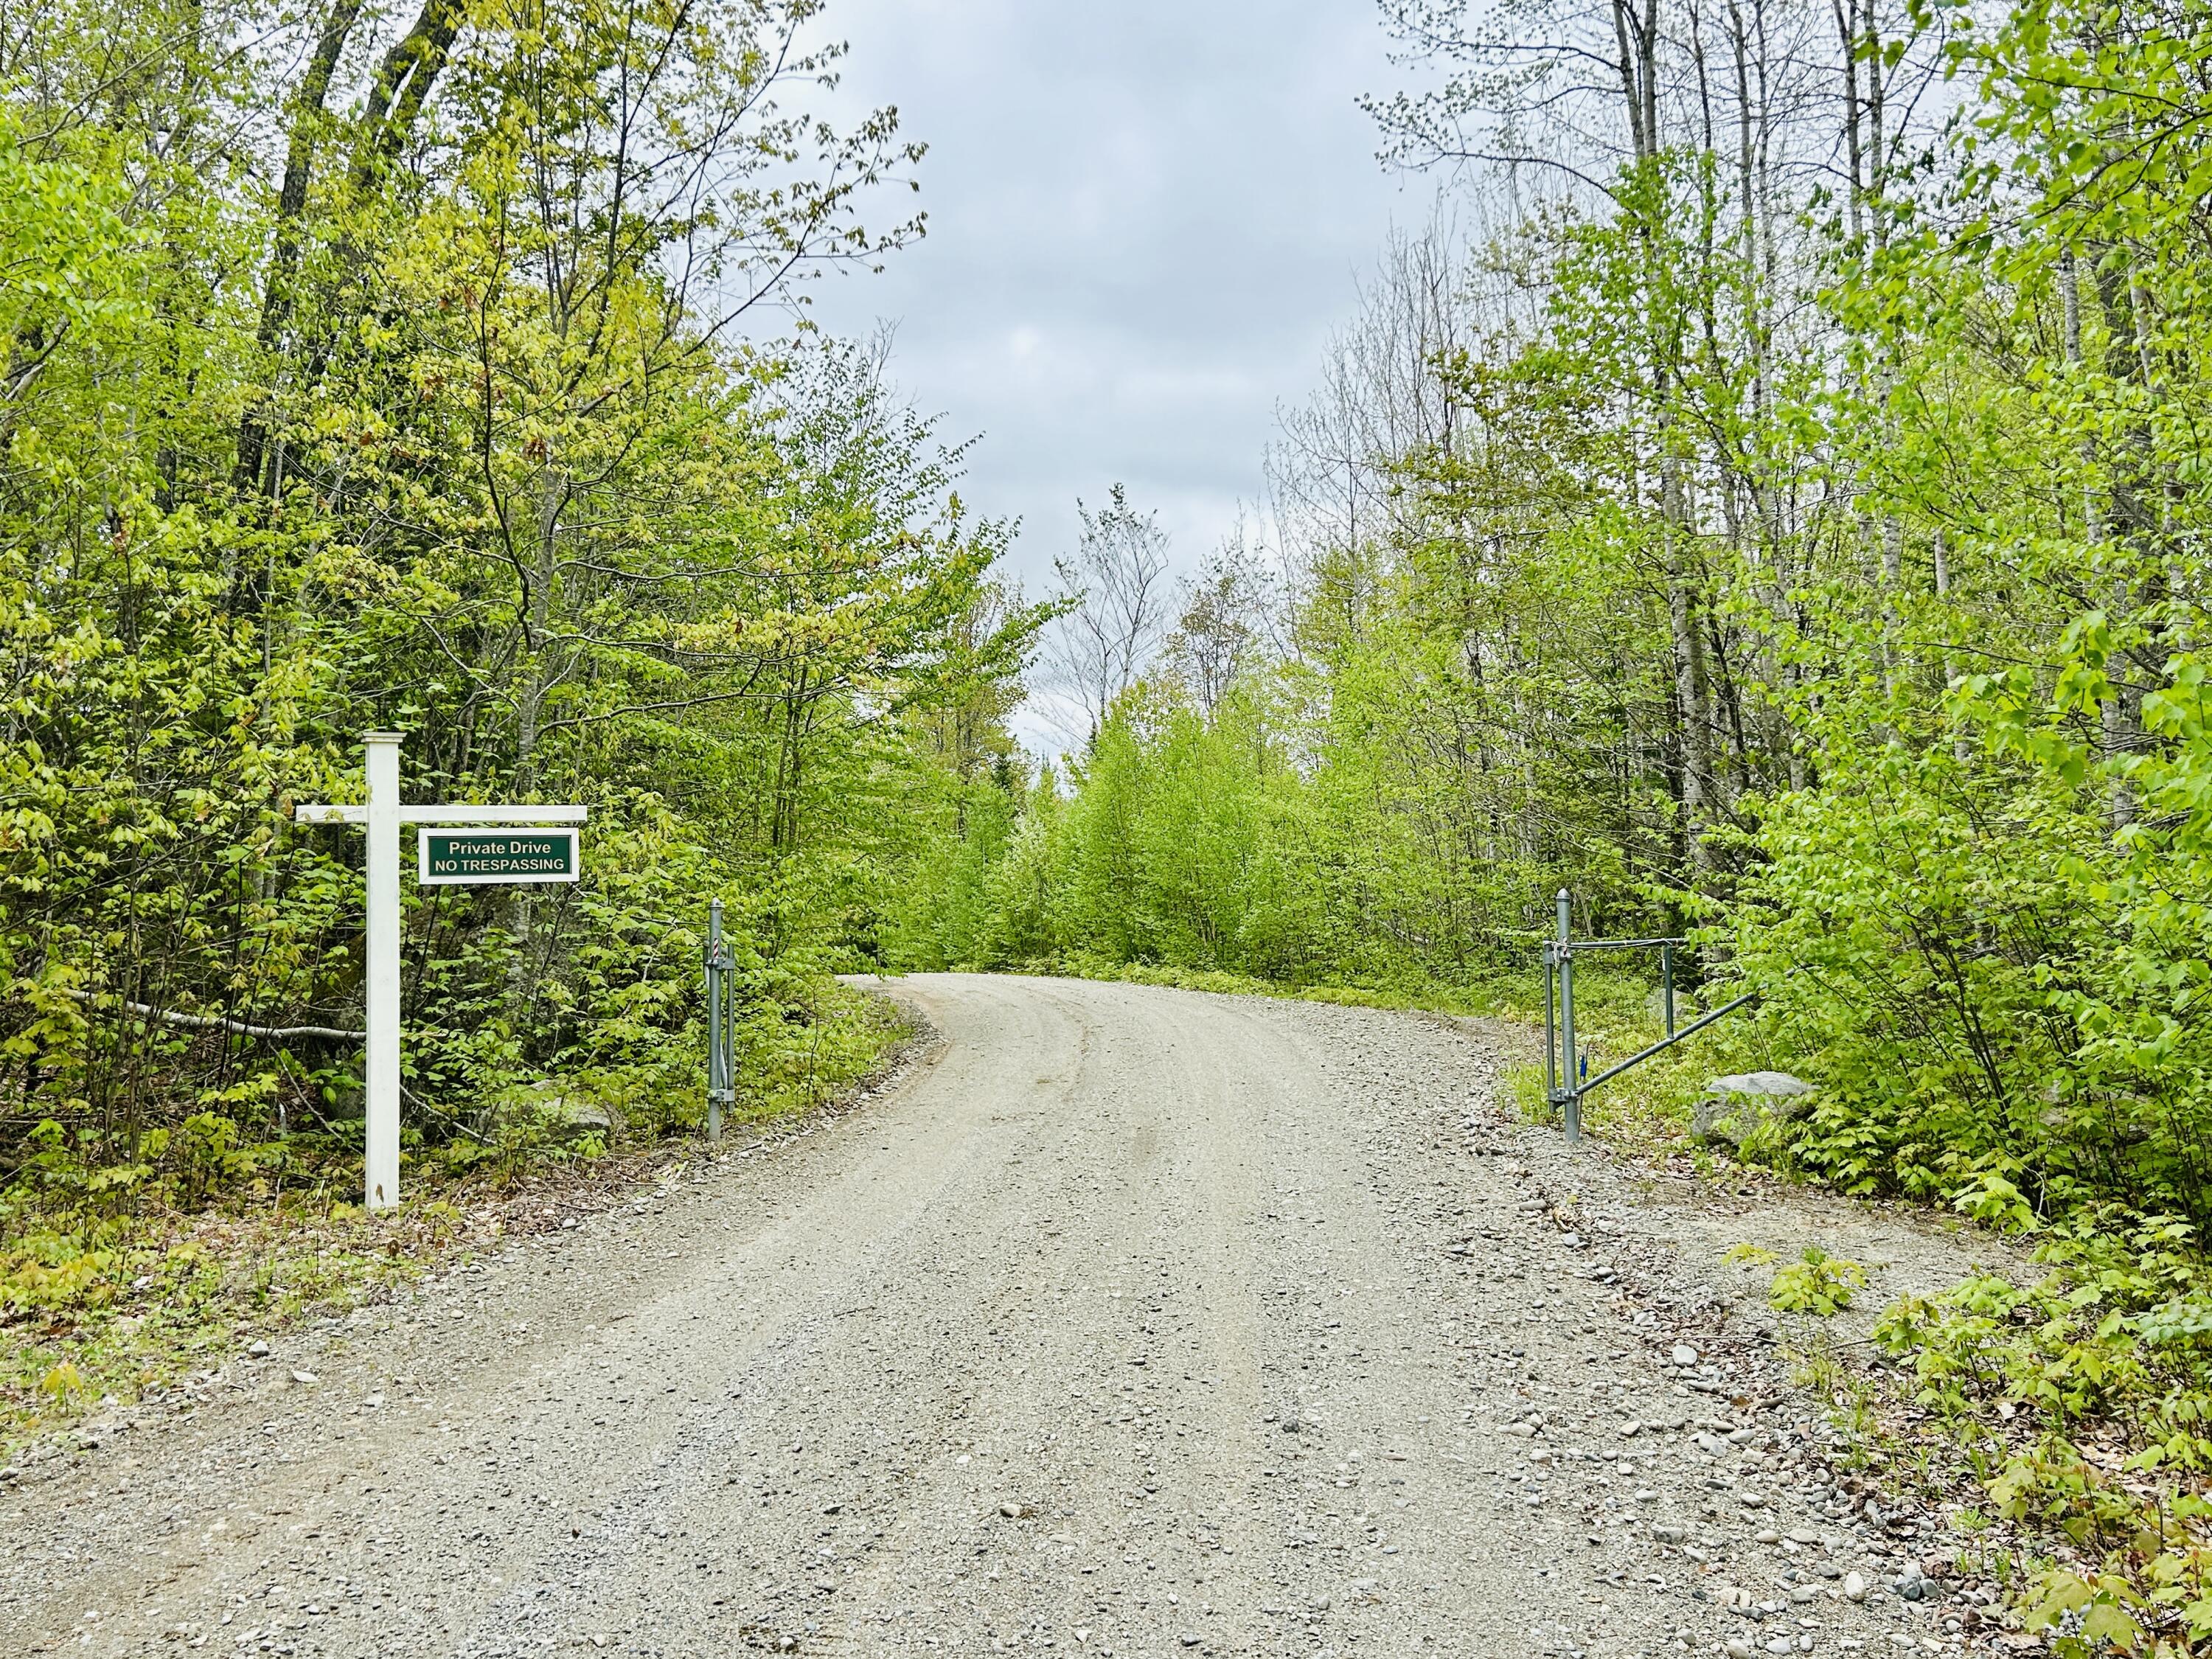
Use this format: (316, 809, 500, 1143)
(704, 899, 736, 1141)
(1552, 890, 1579, 1144)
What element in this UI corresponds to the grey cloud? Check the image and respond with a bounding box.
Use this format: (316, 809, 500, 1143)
(804, 0, 1422, 591)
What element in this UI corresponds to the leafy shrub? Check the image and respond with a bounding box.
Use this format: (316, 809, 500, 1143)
(1871, 1192, 2212, 1651)
(1770, 1248, 1868, 1315)
(1726, 1242, 1868, 1315)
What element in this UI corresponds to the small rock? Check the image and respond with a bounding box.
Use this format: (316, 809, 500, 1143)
(0, 1467, 18, 1484)
(1843, 1571, 1868, 1602)
(998, 1501, 1034, 1520)
(1788, 1527, 1823, 1545)
(246, 1340, 271, 1360)
(1756, 1528, 1781, 1545)
(1618, 1419, 1643, 1437)
(1725, 1640, 1756, 1659)
(1671, 1343, 1700, 1367)
(1651, 1521, 1688, 1543)
(291, 1369, 318, 1385)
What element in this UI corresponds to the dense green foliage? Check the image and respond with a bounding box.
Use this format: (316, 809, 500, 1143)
(0, 0, 1038, 1223)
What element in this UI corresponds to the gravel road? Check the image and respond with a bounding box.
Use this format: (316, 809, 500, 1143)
(0, 975, 1980, 1658)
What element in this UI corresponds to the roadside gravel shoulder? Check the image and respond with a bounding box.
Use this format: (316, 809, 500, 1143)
(0, 1031, 945, 1635)
(1255, 992, 2029, 1657)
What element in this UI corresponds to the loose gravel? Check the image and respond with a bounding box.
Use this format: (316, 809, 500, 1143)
(0, 975, 2007, 1657)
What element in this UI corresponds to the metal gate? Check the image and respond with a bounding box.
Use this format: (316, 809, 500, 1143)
(1543, 888, 1753, 1144)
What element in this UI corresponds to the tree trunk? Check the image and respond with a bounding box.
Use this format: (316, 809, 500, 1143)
(233, 0, 366, 500)
(2092, 252, 2151, 831)
(507, 465, 566, 1009)
(1663, 449, 1718, 873)
(352, 0, 463, 194)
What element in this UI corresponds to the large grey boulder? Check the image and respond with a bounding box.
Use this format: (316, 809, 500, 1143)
(552, 1096, 613, 1133)
(1691, 1071, 1815, 1147)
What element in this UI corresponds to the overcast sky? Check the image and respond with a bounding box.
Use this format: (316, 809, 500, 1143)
(804, 0, 1428, 602)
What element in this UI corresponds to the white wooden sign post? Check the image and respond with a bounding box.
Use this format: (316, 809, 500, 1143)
(297, 731, 586, 1211)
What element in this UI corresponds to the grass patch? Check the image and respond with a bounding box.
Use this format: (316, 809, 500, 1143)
(967, 949, 1556, 1018)
(0, 1197, 461, 1457)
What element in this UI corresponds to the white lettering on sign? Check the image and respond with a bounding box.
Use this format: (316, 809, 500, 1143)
(417, 827, 581, 886)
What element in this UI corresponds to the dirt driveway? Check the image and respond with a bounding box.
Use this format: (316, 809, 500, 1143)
(0, 975, 1993, 1658)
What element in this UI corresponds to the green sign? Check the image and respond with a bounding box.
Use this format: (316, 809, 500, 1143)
(417, 827, 580, 886)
